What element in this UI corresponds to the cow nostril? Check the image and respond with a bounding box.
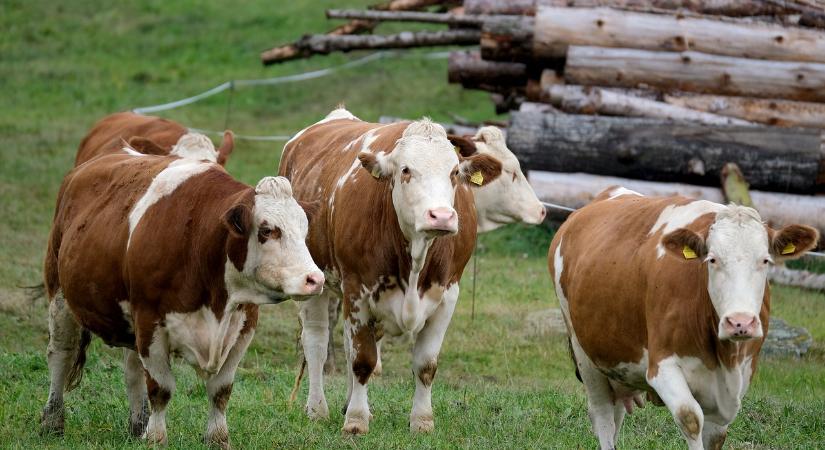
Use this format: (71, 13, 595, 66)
(306, 276, 318, 287)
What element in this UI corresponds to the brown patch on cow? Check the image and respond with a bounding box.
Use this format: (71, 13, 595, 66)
(216, 130, 234, 166)
(351, 323, 378, 385)
(677, 405, 700, 440)
(417, 360, 438, 387)
(400, 168, 412, 184)
(709, 429, 727, 450)
(298, 200, 321, 225)
(145, 374, 172, 410)
(212, 384, 233, 412)
(257, 221, 282, 244)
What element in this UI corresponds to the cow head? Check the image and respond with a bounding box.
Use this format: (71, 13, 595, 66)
(223, 176, 324, 301)
(358, 120, 503, 239)
(663, 205, 818, 341)
(451, 127, 546, 232)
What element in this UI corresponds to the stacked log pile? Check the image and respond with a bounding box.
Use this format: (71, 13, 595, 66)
(263, 1, 825, 237)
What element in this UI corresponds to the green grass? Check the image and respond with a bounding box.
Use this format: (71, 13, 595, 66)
(2, 1, 825, 448)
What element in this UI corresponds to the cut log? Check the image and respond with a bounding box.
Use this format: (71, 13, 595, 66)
(664, 93, 825, 128)
(480, 15, 536, 62)
(527, 170, 825, 236)
(464, 0, 820, 17)
(508, 112, 825, 193)
(565, 46, 825, 102)
(326, 9, 485, 26)
(448, 51, 528, 88)
(267, 29, 480, 61)
(544, 84, 755, 125)
(261, 0, 457, 64)
(532, 7, 825, 63)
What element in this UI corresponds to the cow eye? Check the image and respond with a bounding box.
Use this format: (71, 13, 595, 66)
(763, 258, 772, 265)
(401, 167, 410, 175)
(709, 257, 717, 264)
(258, 226, 281, 240)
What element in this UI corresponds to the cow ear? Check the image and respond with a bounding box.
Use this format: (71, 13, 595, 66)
(458, 154, 502, 187)
(298, 200, 320, 225)
(127, 137, 168, 156)
(358, 151, 390, 180)
(662, 228, 708, 261)
(447, 134, 477, 157)
(216, 130, 234, 166)
(769, 224, 819, 261)
(222, 203, 252, 238)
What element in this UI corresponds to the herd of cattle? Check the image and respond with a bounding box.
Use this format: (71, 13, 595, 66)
(40, 109, 818, 449)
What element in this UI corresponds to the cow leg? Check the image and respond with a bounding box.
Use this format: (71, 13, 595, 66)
(203, 329, 254, 450)
(323, 296, 340, 375)
(648, 360, 704, 450)
(568, 333, 617, 449)
(342, 297, 376, 435)
(372, 337, 384, 376)
(409, 283, 458, 433)
(139, 327, 175, 446)
(702, 421, 727, 450)
(124, 348, 149, 438)
(611, 402, 626, 447)
(41, 292, 84, 435)
(300, 292, 331, 419)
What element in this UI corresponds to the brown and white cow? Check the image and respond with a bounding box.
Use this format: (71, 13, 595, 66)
(76, 111, 234, 165)
(320, 125, 546, 375)
(548, 187, 818, 450)
(42, 150, 323, 447)
(279, 108, 502, 434)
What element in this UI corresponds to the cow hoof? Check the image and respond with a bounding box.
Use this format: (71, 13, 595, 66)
(306, 402, 330, 420)
(40, 406, 65, 436)
(204, 430, 231, 450)
(409, 414, 434, 433)
(145, 429, 168, 447)
(342, 413, 370, 435)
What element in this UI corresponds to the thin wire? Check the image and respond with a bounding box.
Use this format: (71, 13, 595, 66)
(471, 237, 478, 321)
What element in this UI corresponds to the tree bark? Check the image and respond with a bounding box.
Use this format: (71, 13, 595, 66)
(664, 93, 825, 128)
(464, 0, 819, 17)
(565, 46, 825, 102)
(528, 170, 825, 236)
(448, 51, 528, 88)
(480, 15, 537, 62)
(532, 7, 825, 63)
(544, 84, 755, 125)
(508, 112, 824, 193)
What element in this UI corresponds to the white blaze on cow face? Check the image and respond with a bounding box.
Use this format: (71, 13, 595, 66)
(363, 120, 462, 238)
(238, 177, 324, 301)
(470, 127, 545, 232)
(703, 207, 771, 341)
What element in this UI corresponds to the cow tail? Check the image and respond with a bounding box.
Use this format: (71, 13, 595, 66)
(567, 337, 582, 383)
(288, 355, 307, 407)
(65, 329, 92, 392)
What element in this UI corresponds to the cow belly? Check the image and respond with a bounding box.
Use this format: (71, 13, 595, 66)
(369, 284, 446, 338)
(165, 307, 248, 377)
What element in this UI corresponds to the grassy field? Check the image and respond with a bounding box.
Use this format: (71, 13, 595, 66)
(2, 1, 824, 448)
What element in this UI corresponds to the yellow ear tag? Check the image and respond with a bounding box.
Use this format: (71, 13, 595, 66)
(371, 166, 381, 179)
(470, 171, 484, 186)
(454, 146, 461, 155)
(781, 242, 796, 255)
(682, 245, 698, 260)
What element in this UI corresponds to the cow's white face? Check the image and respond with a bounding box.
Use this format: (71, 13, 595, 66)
(469, 127, 545, 232)
(359, 120, 503, 240)
(663, 206, 818, 341)
(224, 176, 324, 302)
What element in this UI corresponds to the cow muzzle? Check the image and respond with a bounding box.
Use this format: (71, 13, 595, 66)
(719, 312, 761, 341)
(421, 207, 458, 235)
